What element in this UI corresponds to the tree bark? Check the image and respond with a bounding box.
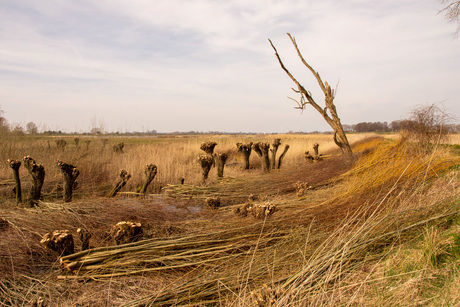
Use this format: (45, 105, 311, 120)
(270, 139, 281, 169)
(23, 156, 45, 207)
(214, 152, 228, 178)
(236, 142, 252, 170)
(139, 164, 157, 194)
(107, 169, 131, 197)
(56, 160, 80, 202)
(7, 159, 22, 205)
(277, 145, 290, 169)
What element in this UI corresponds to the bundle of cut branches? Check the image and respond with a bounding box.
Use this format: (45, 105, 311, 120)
(59, 225, 287, 280)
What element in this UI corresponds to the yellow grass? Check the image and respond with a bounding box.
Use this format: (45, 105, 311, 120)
(0, 132, 459, 306)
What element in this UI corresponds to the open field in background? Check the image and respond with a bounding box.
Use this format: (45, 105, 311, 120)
(0, 133, 396, 200)
(0, 132, 459, 306)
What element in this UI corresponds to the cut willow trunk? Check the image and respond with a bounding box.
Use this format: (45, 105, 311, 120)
(253, 142, 271, 173)
(138, 164, 157, 194)
(269, 34, 354, 163)
(107, 169, 131, 197)
(23, 156, 45, 207)
(198, 155, 213, 183)
(7, 159, 22, 205)
(277, 145, 290, 169)
(213, 153, 228, 178)
(313, 143, 319, 156)
(236, 142, 253, 170)
(200, 142, 217, 155)
(270, 139, 281, 169)
(56, 161, 80, 202)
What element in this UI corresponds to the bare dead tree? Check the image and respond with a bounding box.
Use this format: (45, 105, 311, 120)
(23, 156, 45, 207)
(56, 160, 80, 202)
(269, 33, 354, 163)
(7, 159, 22, 205)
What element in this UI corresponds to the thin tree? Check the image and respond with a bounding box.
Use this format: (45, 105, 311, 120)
(269, 33, 354, 163)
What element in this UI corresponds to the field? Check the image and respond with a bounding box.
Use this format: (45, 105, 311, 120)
(0, 132, 460, 306)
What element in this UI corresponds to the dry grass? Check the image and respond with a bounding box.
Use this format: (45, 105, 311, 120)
(0, 133, 459, 306)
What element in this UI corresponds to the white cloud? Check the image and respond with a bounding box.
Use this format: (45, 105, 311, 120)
(0, 0, 459, 132)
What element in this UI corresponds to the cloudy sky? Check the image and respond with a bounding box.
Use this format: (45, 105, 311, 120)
(1, 0, 459, 133)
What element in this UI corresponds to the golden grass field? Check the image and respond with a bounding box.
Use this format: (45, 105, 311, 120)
(0, 132, 459, 306)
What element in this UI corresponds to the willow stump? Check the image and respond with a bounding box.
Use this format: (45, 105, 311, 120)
(23, 156, 45, 207)
(270, 139, 281, 169)
(253, 142, 270, 172)
(56, 160, 80, 202)
(107, 169, 131, 197)
(313, 143, 319, 156)
(113, 142, 124, 153)
(198, 155, 213, 183)
(77, 228, 91, 251)
(236, 142, 253, 169)
(213, 153, 228, 178)
(111, 221, 143, 245)
(277, 145, 290, 169)
(40, 230, 74, 256)
(56, 139, 67, 150)
(7, 159, 22, 205)
(200, 142, 217, 155)
(139, 164, 157, 194)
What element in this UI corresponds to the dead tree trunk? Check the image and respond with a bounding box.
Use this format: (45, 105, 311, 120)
(139, 164, 157, 194)
(253, 142, 270, 173)
(56, 160, 80, 202)
(198, 155, 213, 183)
(7, 159, 22, 205)
(107, 169, 131, 197)
(236, 142, 253, 170)
(214, 153, 228, 178)
(270, 139, 281, 169)
(269, 33, 354, 164)
(23, 156, 45, 207)
(277, 145, 290, 169)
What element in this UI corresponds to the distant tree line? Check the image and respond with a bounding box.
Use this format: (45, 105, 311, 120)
(343, 121, 460, 134)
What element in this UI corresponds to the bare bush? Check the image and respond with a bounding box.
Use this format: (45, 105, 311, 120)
(402, 103, 453, 151)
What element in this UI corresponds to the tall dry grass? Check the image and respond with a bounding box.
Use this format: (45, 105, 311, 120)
(0, 133, 388, 202)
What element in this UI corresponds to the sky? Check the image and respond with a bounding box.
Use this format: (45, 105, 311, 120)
(0, 0, 459, 133)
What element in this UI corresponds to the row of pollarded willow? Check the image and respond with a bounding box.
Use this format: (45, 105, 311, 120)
(7, 157, 78, 206)
(198, 139, 290, 183)
(6, 155, 158, 204)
